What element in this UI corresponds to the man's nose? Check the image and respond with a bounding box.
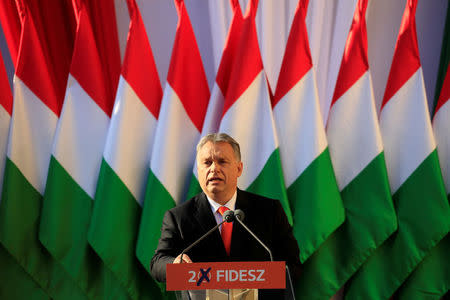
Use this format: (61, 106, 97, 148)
(210, 161, 220, 171)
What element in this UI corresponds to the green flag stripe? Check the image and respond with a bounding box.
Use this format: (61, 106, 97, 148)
(137, 169, 175, 270)
(396, 234, 450, 299)
(39, 157, 130, 300)
(0, 158, 47, 264)
(344, 150, 450, 299)
(0, 245, 50, 300)
(247, 148, 293, 225)
(89, 159, 169, 300)
(186, 174, 202, 201)
(0, 158, 88, 299)
(295, 152, 397, 299)
(287, 148, 344, 263)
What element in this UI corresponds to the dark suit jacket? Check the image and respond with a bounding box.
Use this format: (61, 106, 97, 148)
(150, 189, 301, 285)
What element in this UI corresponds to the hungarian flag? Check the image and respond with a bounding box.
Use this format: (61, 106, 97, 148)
(394, 39, 450, 300)
(0, 0, 88, 298)
(0, 0, 81, 297)
(187, 0, 243, 200)
(0, 4, 50, 299)
(0, 35, 50, 300)
(38, 0, 128, 298)
(216, 0, 292, 223)
(376, 0, 450, 298)
(273, 0, 344, 263)
(88, 0, 167, 298)
(298, 0, 397, 298)
(136, 0, 210, 275)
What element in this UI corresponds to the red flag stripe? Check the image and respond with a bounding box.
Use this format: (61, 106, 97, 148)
(16, 0, 70, 116)
(27, 0, 76, 103)
(70, 0, 120, 117)
(122, 0, 162, 119)
(0, 50, 12, 115)
(300, 0, 309, 19)
(167, 0, 210, 132)
(15, 0, 75, 116)
(230, 0, 240, 10)
(246, 0, 259, 19)
(273, 0, 313, 107)
(381, 0, 420, 110)
(87, 0, 121, 111)
(330, 0, 369, 108)
(222, 0, 263, 117)
(434, 64, 450, 116)
(69, 2, 109, 115)
(215, 1, 243, 94)
(0, 0, 21, 67)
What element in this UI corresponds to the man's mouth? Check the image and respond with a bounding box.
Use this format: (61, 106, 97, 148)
(208, 177, 223, 184)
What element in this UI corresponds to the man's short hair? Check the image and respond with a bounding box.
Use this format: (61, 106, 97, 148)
(196, 133, 241, 161)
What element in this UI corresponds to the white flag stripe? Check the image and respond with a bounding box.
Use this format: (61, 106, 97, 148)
(8, 76, 58, 194)
(104, 76, 158, 203)
(327, 72, 383, 190)
(257, 0, 295, 90)
(321, 0, 357, 124)
(0, 105, 10, 201)
(306, 0, 333, 119)
(207, 1, 233, 72)
(201, 82, 225, 140)
(433, 101, 450, 193)
(380, 69, 435, 194)
(192, 82, 226, 181)
(150, 83, 199, 203)
(220, 71, 278, 188)
(274, 69, 327, 186)
(52, 75, 110, 198)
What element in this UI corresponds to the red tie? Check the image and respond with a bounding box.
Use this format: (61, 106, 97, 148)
(218, 206, 232, 255)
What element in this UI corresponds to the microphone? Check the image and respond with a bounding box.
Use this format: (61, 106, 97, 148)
(234, 209, 273, 261)
(179, 210, 235, 263)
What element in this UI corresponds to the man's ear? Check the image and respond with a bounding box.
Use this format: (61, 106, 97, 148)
(237, 161, 243, 177)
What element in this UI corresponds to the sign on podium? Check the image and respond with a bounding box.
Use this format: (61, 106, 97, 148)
(167, 261, 293, 300)
(167, 261, 285, 290)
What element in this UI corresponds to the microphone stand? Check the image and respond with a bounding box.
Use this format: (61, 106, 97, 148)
(180, 210, 234, 263)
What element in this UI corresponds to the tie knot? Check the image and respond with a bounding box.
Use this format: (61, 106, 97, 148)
(218, 206, 229, 216)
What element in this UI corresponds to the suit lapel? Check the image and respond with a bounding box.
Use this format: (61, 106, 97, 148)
(192, 193, 217, 232)
(192, 193, 228, 258)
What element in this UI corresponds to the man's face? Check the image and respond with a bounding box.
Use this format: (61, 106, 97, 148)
(197, 141, 243, 204)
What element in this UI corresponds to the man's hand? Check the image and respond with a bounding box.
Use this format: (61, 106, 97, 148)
(173, 253, 193, 264)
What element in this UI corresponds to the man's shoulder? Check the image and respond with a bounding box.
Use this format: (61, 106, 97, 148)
(237, 189, 279, 208)
(169, 192, 205, 215)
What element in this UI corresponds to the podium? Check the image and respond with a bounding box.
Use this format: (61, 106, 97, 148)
(166, 261, 295, 300)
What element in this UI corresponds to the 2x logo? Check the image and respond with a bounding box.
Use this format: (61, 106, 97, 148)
(188, 267, 212, 286)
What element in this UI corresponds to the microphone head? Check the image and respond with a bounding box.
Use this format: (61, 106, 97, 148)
(234, 209, 245, 222)
(223, 210, 235, 222)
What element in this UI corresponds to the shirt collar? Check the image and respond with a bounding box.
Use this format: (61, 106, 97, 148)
(206, 190, 237, 213)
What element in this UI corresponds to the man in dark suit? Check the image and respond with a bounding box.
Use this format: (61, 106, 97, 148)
(150, 133, 301, 296)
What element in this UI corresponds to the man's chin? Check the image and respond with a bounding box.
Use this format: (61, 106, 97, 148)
(208, 186, 222, 194)
(206, 187, 227, 198)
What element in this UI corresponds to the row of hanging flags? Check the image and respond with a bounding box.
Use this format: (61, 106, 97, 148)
(0, 0, 448, 299)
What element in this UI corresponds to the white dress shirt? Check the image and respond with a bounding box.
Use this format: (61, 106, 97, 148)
(206, 191, 237, 232)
